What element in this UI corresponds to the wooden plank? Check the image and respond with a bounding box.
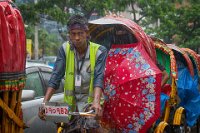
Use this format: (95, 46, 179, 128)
(15, 89, 23, 132)
(3, 92, 9, 133)
(0, 97, 24, 128)
(10, 91, 17, 133)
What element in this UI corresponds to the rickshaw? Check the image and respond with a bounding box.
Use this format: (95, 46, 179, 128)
(150, 37, 178, 133)
(181, 48, 200, 132)
(88, 15, 163, 133)
(0, 1, 26, 133)
(181, 48, 200, 78)
(89, 16, 200, 133)
(167, 44, 200, 132)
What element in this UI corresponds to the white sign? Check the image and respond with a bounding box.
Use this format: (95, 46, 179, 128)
(45, 106, 69, 116)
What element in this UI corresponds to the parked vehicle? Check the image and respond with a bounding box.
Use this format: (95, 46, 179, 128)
(22, 62, 64, 133)
(39, 56, 57, 68)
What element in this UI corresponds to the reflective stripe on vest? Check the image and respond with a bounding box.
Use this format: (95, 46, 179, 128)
(64, 42, 100, 111)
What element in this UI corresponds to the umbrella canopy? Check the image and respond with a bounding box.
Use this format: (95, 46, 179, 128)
(181, 48, 200, 77)
(198, 54, 200, 63)
(167, 44, 194, 77)
(151, 37, 177, 80)
(102, 43, 162, 133)
(89, 16, 157, 63)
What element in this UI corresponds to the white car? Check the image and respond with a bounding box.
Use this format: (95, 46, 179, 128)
(22, 62, 64, 133)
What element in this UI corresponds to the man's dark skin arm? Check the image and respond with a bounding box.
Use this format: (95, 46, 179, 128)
(90, 46, 107, 116)
(161, 70, 170, 88)
(38, 46, 66, 120)
(38, 87, 56, 120)
(91, 87, 103, 116)
(43, 87, 56, 102)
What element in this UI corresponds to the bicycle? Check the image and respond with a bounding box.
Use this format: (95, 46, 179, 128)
(43, 102, 98, 133)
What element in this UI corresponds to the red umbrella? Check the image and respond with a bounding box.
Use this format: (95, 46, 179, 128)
(102, 43, 162, 133)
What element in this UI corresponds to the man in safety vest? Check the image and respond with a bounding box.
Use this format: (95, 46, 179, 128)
(38, 14, 107, 128)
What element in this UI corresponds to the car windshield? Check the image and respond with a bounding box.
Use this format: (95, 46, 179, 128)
(43, 56, 57, 62)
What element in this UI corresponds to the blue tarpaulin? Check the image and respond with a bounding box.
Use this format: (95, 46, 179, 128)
(177, 67, 200, 126)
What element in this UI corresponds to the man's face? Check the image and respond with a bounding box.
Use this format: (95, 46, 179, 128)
(69, 29, 88, 49)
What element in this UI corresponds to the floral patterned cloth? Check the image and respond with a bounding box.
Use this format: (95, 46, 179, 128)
(102, 43, 162, 133)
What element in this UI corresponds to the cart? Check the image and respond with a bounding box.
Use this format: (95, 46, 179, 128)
(89, 16, 162, 133)
(150, 37, 178, 133)
(0, 1, 26, 133)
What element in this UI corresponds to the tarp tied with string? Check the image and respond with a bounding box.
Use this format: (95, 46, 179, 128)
(0, 1, 26, 133)
(168, 44, 200, 127)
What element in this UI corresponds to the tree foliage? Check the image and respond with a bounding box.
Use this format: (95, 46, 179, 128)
(109, 0, 200, 50)
(17, 0, 115, 56)
(18, 0, 113, 24)
(25, 25, 62, 57)
(17, 0, 200, 53)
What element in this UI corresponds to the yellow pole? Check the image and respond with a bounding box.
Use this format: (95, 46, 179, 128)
(10, 91, 17, 133)
(15, 89, 23, 132)
(3, 91, 9, 133)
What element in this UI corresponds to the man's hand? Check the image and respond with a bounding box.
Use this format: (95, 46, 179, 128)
(91, 102, 102, 117)
(38, 87, 55, 120)
(91, 87, 103, 116)
(38, 103, 46, 120)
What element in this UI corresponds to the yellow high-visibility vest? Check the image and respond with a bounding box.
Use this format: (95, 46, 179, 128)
(64, 42, 100, 111)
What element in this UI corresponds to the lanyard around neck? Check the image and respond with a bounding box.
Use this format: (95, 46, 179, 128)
(75, 45, 88, 75)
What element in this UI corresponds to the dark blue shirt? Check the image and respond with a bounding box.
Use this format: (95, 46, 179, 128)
(48, 42, 107, 90)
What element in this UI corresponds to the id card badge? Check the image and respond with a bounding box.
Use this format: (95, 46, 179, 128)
(75, 75, 82, 87)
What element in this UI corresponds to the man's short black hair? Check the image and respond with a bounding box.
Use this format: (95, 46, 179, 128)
(67, 14, 88, 28)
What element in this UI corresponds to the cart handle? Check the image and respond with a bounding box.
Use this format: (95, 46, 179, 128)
(68, 110, 95, 117)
